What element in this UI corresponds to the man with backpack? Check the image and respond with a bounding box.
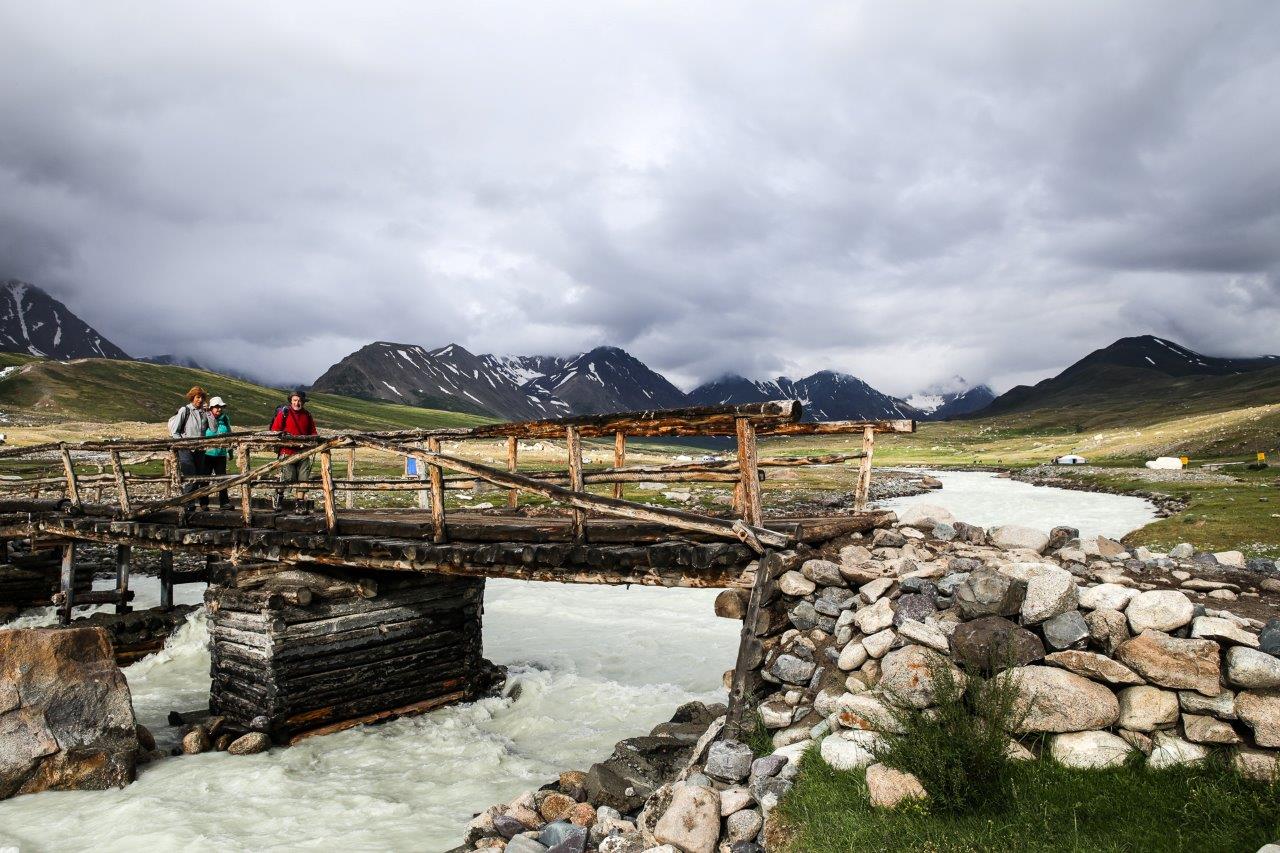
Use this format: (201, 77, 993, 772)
(168, 386, 216, 509)
(270, 388, 318, 511)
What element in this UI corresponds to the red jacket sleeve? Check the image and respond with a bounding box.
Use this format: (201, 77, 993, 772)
(271, 409, 285, 432)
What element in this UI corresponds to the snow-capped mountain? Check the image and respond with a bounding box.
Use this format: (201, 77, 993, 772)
(902, 377, 996, 421)
(0, 280, 129, 360)
(687, 371, 917, 421)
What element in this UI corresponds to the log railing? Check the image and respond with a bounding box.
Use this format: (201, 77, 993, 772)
(0, 400, 914, 556)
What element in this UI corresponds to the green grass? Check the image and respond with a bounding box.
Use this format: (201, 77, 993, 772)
(0, 356, 492, 431)
(1050, 466, 1280, 558)
(778, 749, 1280, 853)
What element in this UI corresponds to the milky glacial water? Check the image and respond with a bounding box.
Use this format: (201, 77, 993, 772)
(882, 470, 1158, 541)
(0, 472, 1157, 851)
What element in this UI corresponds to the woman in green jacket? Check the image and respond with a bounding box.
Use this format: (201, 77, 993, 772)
(204, 396, 233, 509)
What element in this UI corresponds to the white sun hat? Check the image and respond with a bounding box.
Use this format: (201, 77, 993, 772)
(208, 396, 227, 407)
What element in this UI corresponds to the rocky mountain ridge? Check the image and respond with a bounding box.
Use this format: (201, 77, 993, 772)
(0, 280, 129, 360)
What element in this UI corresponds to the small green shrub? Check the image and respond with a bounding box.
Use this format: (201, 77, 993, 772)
(743, 709, 774, 758)
(874, 659, 1026, 814)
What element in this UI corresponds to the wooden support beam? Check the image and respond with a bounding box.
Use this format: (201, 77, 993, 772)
(236, 442, 252, 526)
(755, 418, 915, 436)
(115, 544, 132, 615)
(159, 549, 174, 610)
(318, 450, 337, 533)
(855, 426, 874, 511)
(724, 550, 781, 740)
(169, 448, 182, 496)
(566, 426, 586, 543)
(506, 436, 518, 509)
(108, 450, 132, 517)
(427, 437, 446, 543)
(345, 448, 356, 510)
(58, 541, 75, 625)
(60, 445, 81, 509)
(613, 431, 626, 501)
(735, 418, 763, 527)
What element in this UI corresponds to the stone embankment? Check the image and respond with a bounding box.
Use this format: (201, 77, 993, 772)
(455, 503, 1280, 853)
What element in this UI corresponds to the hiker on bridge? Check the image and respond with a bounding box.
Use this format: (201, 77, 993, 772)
(270, 389, 318, 511)
(204, 396, 233, 510)
(168, 386, 216, 509)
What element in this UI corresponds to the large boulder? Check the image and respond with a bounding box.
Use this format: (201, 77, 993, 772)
(954, 570, 1027, 620)
(1115, 631, 1221, 696)
(1079, 583, 1138, 612)
(1021, 569, 1079, 624)
(1225, 647, 1280, 690)
(865, 763, 927, 808)
(653, 785, 720, 853)
(1236, 692, 1280, 747)
(1116, 686, 1179, 732)
(1009, 666, 1120, 733)
(990, 525, 1050, 554)
(1049, 731, 1133, 769)
(1125, 591, 1194, 634)
(897, 504, 955, 530)
(879, 645, 966, 709)
(950, 616, 1045, 673)
(0, 627, 140, 800)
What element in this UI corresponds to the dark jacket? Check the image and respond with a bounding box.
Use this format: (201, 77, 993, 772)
(271, 406, 317, 456)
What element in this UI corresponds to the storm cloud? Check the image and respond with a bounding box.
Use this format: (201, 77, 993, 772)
(1, 1, 1277, 394)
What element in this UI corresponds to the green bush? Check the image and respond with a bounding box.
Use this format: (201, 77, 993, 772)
(873, 659, 1026, 814)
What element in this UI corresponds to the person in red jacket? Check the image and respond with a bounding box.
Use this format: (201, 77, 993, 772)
(270, 388, 318, 510)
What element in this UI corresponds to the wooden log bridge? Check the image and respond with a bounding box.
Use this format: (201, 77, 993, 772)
(0, 400, 912, 742)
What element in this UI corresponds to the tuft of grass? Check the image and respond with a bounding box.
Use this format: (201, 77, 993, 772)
(742, 710, 774, 758)
(778, 747, 1280, 853)
(874, 660, 1026, 815)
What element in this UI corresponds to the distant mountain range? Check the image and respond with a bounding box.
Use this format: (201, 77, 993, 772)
(0, 280, 129, 360)
(979, 335, 1280, 419)
(312, 340, 995, 422)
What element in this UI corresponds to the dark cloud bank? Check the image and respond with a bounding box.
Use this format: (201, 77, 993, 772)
(1, 1, 1277, 395)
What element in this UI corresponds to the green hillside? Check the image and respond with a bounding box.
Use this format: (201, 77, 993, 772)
(0, 357, 493, 431)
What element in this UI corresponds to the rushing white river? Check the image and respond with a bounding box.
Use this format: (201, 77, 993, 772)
(0, 471, 1157, 852)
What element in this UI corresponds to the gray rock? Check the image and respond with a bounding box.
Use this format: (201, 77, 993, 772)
(771, 654, 817, 685)
(950, 615, 1045, 672)
(1042, 610, 1089, 650)
(788, 602, 820, 632)
(228, 732, 271, 755)
(725, 808, 763, 843)
(1190, 616, 1258, 648)
(1237, 692, 1280, 747)
(653, 785, 720, 853)
(750, 754, 787, 779)
(705, 739, 755, 782)
(1182, 713, 1241, 745)
(539, 821, 587, 852)
(854, 598, 895, 634)
(1117, 686, 1179, 732)
(1043, 650, 1142, 685)
(1116, 631, 1221, 696)
(1226, 647, 1280, 689)
(1179, 689, 1236, 719)
(1021, 569, 1079, 624)
(802, 559, 847, 588)
(1049, 730, 1132, 768)
(1259, 619, 1280, 656)
(1148, 731, 1209, 768)
(1079, 583, 1138, 612)
(872, 528, 907, 549)
(1085, 607, 1130, 655)
(494, 814, 527, 839)
(819, 730, 883, 770)
(1048, 526, 1080, 552)
(932, 522, 958, 541)
(955, 569, 1026, 619)
(815, 587, 857, 616)
(505, 835, 550, 853)
(892, 592, 938, 626)
(899, 577, 938, 595)
(777, 571, 815, 597)
(1169, 543, 1194, 559)
(990, 525, 1050, 553)
(937, 572, 970, 596)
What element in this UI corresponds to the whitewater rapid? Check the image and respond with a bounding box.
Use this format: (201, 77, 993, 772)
(0, 471, 1157, 851)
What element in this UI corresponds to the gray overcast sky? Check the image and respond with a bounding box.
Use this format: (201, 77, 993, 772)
(1, 1, 1277, 395)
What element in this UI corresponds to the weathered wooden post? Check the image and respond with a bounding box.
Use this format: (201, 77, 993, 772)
(58, 541, 75, 626)
(735, 417, 763, 527)
(427, 437, 446, 542)
(724, 549, 788, 741)
(159, 549, 174, 610)
(318, 448, 338, 533)
(416, 441, 431, 510)
(108, 450, 132, 517)
(114, 544, 131, 615)
(60, 444, 81, 509)
(236, 442, 252, 525)
(613, 431, 626, 501)
(345, 447, 356, 509)
(855, 426, 874, 511)
(506, 436, 519, 508)
(566, 426, 586, 543)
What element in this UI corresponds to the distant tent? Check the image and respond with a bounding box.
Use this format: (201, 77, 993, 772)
(1145, 457, 1185, 470)
(1054, 454, 1087, 465)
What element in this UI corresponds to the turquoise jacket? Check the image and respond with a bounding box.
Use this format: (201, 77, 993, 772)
(204, 413, 232, 456)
